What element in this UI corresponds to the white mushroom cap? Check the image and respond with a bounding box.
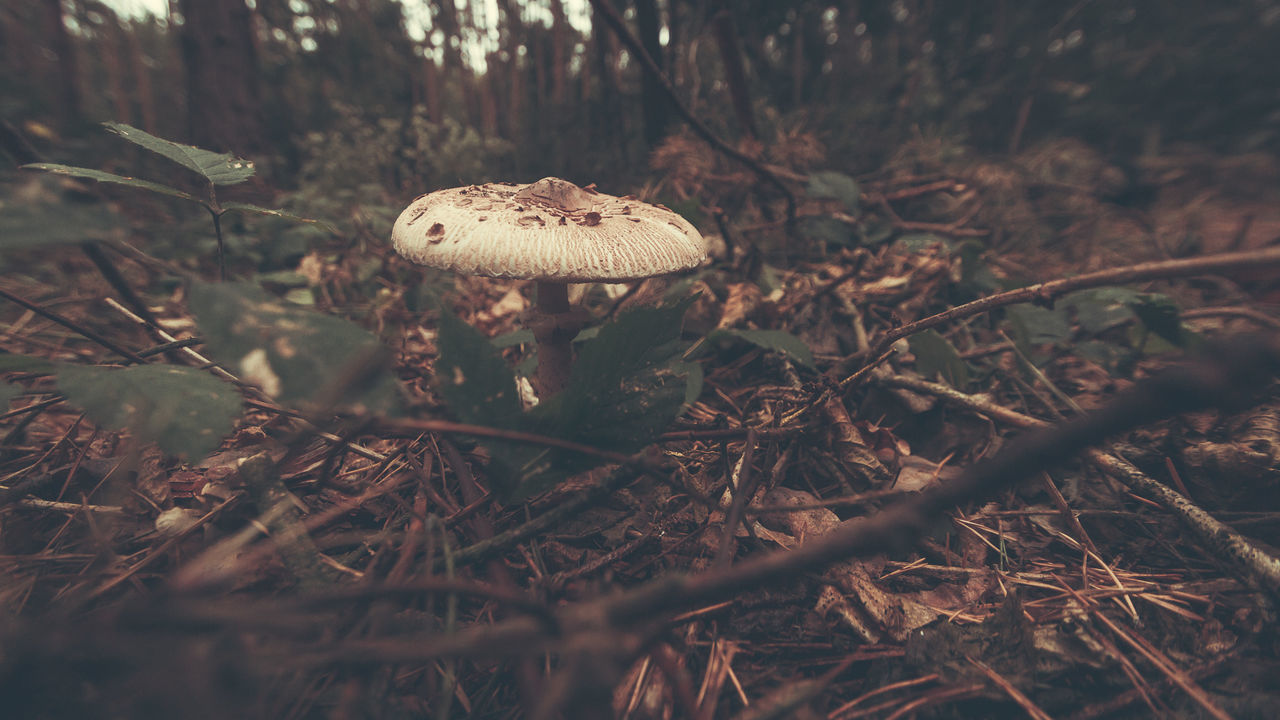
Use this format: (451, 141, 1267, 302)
(391, 177, 707, 282)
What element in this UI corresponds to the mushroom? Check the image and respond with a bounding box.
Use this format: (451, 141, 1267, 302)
(392, 177, 706, 396)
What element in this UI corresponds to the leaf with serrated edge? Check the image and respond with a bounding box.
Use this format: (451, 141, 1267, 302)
(188, 282, 399, 413)
(431, 301, 698, 501)
(503, 302, 698, 500)
(434, 306, 520, 428)
(22, 163, 199, 202)
(221, 202, 337, 232)
(103, 122, 255, 186)
(909, 329, 969, 387)
(55, 364, 241, 459)
(714, 328, 816, 369)
(807, 170, 860, 212)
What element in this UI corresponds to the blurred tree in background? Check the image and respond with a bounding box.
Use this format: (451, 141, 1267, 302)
(2, 0, 1278, 193)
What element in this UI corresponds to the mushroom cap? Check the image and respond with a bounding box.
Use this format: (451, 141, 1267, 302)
(391, 177, 707, 282)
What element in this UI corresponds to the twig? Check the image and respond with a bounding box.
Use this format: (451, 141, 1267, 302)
(0, 286, 146, 363)
(1066, 653, 1233, 720)
(103, 298, 388, 463)
(965, 655, 1054, 720)
(713, 428, 759, 568)
(864, 245, 1280, 361)
(5, 120, 164, 326)
(878, 368, 1280, 601)
(89, 494, 241, 599)
(586, 0, 798, 225)
(447, 463, 645, 569)
(17, 498, 126, 515)
(877, 196, 988, 238)
(385, 417, 632, 464)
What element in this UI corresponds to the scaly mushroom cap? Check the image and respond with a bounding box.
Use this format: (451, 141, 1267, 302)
(392, 177, 706, 282)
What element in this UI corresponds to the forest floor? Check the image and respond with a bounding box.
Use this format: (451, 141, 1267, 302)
(2, 137, 1280, 719)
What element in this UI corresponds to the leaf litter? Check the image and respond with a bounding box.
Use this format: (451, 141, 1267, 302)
(1, 148, 1279, 718)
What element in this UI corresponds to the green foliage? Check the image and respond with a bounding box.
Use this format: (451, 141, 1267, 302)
(806, 171, 860, 212)
(895, 233, 949, 253)
(434, 302, 701, 501)
(219, 201, 332, 229)
(435, 308, 521, 429)
(798, 216, 854, 246)
(909, 330, 969, 387)
(187, 282, 400, 414)
(297, 105, 512, 201)
(1063, 288, 1141, 333)
(0, 200, 123, 250)
(1007, 304, 1073, 347)
(2, 354, 240, 459)
(541, 300, 702, 450)
(103, 122, 256, 186)
(0, 382, 18, 407)
(703, 328, 816, 369)
(20, 164, 201, 202)
(23, 123, 331, 279)
(797, 170, 860, 246)
(999, 289, 1199, 374)
(55, 364, 242, 459)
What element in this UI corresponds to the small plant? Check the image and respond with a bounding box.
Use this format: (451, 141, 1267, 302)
(3, 126, 390, 463)
(25, 122, 328, 280)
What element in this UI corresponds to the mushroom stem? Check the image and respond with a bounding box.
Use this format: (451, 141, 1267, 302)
(533, 280, 576, 396)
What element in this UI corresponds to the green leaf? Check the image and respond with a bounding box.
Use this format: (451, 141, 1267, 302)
(0, 353, 56, 373)
(187, 282, 399, 413)
(798, 215, 853, 246)
(103, 122, 255, 186)
(1129, 294, 1188, 347)
(434, 306, 521, 428)
(807, 171, 860, 212)
(0, 382, 19, 407)
(491, 329, 535, 350)
(895, 233, 949, 252)
(21, 163, 199, 202)
(1007, 304, 1072, 346)
(909, 330, 969, 387)
(431, 302, 700, 501)
(1063, 288, 1138, 334)
(0, 200, 124, 250)
(494, 303, 697, 500)
(221, 202, 336, 232)
(55, 364, 241, 459)
(709, 328, 816, 369)
(549, 299, 697, 449)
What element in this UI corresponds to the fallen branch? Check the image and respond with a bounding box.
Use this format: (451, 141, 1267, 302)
(863, 245, 1280, 362)
(878, 367, 1280, 601)
(274, 333, 1280, 668)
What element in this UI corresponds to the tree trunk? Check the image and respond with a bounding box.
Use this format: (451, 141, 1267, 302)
(126, 20, 158, 133)
(711, 1, 758, 140)
(633, 0, 669, 146)
(102, 9, 132, 124)
(496, 0, 526, 144)
(41, 0, 82, 131)
(423, 55, 442, 124)
(178, 0, 265, 155)
(550, 0, 568, 105)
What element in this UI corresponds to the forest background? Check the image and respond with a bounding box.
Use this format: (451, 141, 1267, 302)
(4, 1, 1280, 718)
(8, 0, 1279, 220)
